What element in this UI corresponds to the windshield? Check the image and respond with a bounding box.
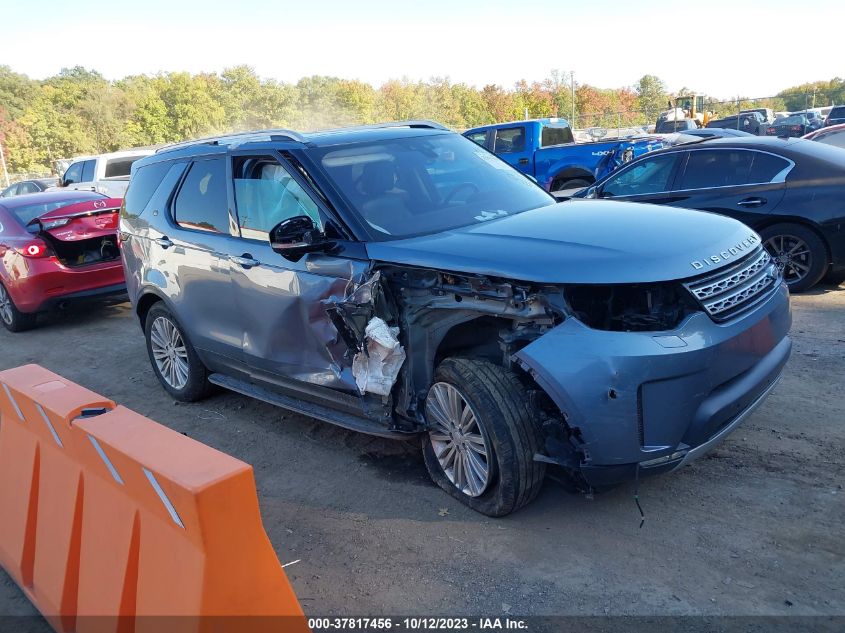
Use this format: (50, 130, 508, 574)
(7, 194, 105, 226)
(313, 134, 554, 240)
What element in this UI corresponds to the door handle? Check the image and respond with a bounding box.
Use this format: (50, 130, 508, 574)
(154, 237, 173, 248)
(737, 197, 766, 208)
(518, 158, 529, 165)
(230, 254, 260, 268)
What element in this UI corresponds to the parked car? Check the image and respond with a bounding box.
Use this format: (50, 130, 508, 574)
(798, 111, 826, 132)
(463, 118, 664, 191)
(121, 122, 791, 516)
(824, 105, 845, 127)
(654, 119, 698, 133)
(0, 191, 125, 331)
(803, 123, 845, 149)
(706, 112, 765, 135)
(0, 178, 59, 198)
(54, 150, 155, 198)
(741, 108, 775, 124)
(573, 136, 845, 291)
(765, 115, 812, 137)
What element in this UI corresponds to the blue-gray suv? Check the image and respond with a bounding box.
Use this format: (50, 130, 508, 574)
(120, 121, 792, 516)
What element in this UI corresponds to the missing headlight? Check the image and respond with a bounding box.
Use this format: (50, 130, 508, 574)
(566, 283, 698, 332)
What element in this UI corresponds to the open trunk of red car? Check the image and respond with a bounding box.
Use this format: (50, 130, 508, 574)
(33, 199, 122, 267)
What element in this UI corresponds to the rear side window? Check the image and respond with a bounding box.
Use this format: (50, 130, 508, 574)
(81, 160, 96, 182)
(123, 161, 173, 219)
(105, 157, 142, 178)
(540, 125, 574, 147)
(494, 127, 527, 154)
(233, 155, 321, 240)
(173, 158, 230, 233)
(748, 152, 791, 183)
(678, 150, 755, 189)
(828, 106, 845, 118)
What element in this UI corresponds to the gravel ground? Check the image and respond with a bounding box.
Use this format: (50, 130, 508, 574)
(0, 283, 843, 627)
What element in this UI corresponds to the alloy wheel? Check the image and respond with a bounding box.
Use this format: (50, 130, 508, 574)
(149, 316, 190, 390)
(426, 382, 492, 497)
(764, 234, 812, 285)
(0, 285, 13, 326)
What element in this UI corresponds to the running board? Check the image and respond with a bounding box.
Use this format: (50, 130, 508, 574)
(208, 373, 412, 439)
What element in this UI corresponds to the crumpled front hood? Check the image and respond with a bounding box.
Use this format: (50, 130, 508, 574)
(366, 200, 762, 284)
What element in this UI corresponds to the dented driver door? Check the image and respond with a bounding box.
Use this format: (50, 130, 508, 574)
(227, 150, 369, 392)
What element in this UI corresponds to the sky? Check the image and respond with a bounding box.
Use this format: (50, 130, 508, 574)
(1, 0, 841, 99)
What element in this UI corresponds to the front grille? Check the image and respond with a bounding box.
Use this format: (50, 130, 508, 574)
(684, 247, 779, 321)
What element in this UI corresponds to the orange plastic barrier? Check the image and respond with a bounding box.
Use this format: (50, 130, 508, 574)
(0, 364, 308, 633)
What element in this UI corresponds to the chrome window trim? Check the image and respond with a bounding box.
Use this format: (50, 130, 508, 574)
(601, 147, 795, 197)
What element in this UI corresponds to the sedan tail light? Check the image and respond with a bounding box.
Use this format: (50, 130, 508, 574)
(791, 125, 802, 132)
(15, 239, 51, 259)
(767, 127, 776, 134)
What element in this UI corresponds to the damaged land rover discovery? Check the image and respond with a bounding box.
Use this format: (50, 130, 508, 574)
(120, 121, 792, 516)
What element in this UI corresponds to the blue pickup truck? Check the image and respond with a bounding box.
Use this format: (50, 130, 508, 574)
(464, 118, 664, 192)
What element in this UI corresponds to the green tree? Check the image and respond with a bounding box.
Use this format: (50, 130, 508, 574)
(634, 74, 667, 123)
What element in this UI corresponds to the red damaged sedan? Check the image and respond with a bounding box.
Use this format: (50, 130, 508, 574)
(0, 191, 126, 332)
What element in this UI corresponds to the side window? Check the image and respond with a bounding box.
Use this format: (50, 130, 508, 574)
(63, 161, 84, 185)
(105, 157, 141, 179)
(678, 150, 755, 189)
(494, 127, 527, 154)
(172, 158, 230, 233)
(123, 161, 174, 219)
(601, 154, 679, 197)
(81, 160, 96, 182)
(19, 183, 38, 194)
(748, 152, 791, 183)
(232, 155, 321, 240)
(465, 132, 487, 147)
(540, 125, 574, 147)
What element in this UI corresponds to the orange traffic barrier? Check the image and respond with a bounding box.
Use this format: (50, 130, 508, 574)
(0, 364, 308, 633)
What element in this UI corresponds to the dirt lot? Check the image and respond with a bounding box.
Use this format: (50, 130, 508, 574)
(1, 284, 843, 624)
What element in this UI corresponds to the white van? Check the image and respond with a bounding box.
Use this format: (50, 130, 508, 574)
(53, 149, 155, 198)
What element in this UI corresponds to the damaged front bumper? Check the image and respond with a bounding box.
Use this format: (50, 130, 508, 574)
(515, 281, 792, 487)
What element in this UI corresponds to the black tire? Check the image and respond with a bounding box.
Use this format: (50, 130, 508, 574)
(144, 303, 212, 402)
(760, 223, 828, 293)
(422, 358, 546, 517)
(552, 177, 591, 192)
(0, 282, 37, 333)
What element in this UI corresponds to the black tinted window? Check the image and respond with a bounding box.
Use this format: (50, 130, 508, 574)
(540, 125, 574, 146)
(601, 154, 679, 197)
(748, 152, 790, 183)
(64, 161, 84, 185)
(105, 157, 142, 178)
(81, 160, 96, 182)
(494, 127, 527, 154)
(123, 161, 173, 219)
(828, 106, 845, 118)
(173, 158, 230, 233)
(678, 150, 754, 189)
(233, 156, 321, 239)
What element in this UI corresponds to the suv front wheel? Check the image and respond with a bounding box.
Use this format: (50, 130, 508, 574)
(144, 303, 211, 401)
(422, 357, 546, 516)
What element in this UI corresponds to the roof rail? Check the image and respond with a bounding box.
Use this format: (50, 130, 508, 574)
(157, 128, 308, 153)
(366, 120, 449, 131)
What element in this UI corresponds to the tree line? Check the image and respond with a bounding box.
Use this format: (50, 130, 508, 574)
(1, 65, 843, 175)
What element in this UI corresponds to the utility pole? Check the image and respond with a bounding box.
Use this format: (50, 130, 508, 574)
(0, 141, 9, 188)
(570, 71, 576, 127)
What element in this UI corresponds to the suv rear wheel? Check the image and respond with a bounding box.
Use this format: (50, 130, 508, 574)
(0, 282, 37, 332)
(144, 303, 211, 401)
(422, 358, 546, 516)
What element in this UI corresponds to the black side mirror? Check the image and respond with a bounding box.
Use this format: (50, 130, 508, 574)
(269, 215, 332, 261)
